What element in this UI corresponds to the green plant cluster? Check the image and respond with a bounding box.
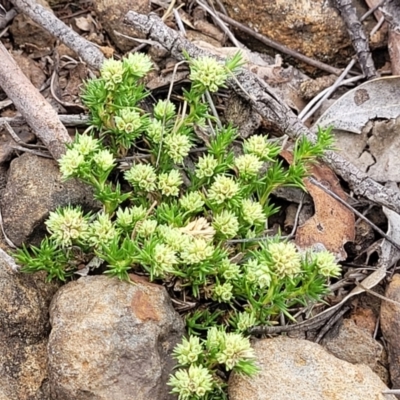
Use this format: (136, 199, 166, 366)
(14, 51, 340, 400)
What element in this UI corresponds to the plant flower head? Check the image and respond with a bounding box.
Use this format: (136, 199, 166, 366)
(124, 163, 157, 192)
(244, 134, 272, 160)
(235, 154, 263, 178)
(195, 154, 218, 179)
(312, 250, 341, 277)
(173, 335, 203, 365)
(158, 170, 183, 197)
(123, 52, 153, 79)
(212, 210, 239, 239)
(164, 133, 192, 164)
(153, 99, 176, 121)
(45, 206, 89, 247)
(168, 364, 214, 399)
(100, 58, 124, 89)
(207, 175, 240, 204)
(268, 241, 302, 278)
(241, 199, 266, 226)
(189, 56, 229, 92)
(59, 148, 85, 179)
(216, 332, 256, 371)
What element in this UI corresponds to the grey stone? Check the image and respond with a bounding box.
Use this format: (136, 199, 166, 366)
(0, 153, 99, 247)
(229, 336, 395, 400)
(48, 276, 185, 400)
(322, 318, 388, 384)
(0, 255, 59, 400)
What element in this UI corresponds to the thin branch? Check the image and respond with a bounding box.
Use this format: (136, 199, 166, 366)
(9, 0, 105, 70)
(0, 41, 71, 160)
(333, 0, 378, 79)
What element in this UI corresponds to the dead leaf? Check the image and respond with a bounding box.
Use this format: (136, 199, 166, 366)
(180, 217, 215, 241)
(75, 16, 92, 32)
(294, 160, 355, 259)
(381, 182, 400, 268)
(313, 76, 400, 134)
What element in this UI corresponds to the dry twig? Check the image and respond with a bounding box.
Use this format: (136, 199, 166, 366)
(333, 0, 378, 79)
(0, 42, 71, 160)
(9, 0, 105, 70)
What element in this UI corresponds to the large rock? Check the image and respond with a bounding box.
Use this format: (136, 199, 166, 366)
(48, 276, 185, 400)
(92, 0, 151, 51)
(321, 318, 388, 384)
(0, 255, 59, 400)
(229, 336, 395, 400)
(0, 153, 99, 247)
(220, 0, 373, 71)
(381, 274, 400, 390)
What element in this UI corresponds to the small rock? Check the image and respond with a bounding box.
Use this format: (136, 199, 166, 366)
(12, 53, 47, 89)
(219, 0, 375, 71)
(0, 153, 100, 247)
(229, 336, 394, 400)
(321, 318, 388, 384)
(48, 276, 185, 400)
(9, 0, 55, 50)
(381, 274, 400, 390)
(0, 255, 59, 400)
(92, 0, 151, 51)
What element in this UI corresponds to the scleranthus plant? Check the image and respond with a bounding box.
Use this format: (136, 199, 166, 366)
(14, 51, 340, 399)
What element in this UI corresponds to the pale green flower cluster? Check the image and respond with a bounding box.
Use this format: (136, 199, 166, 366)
(173, 336, 203, 365)
(59, 149, 85, 178)
(243, 134, 272, 160)
(45, 206, 89, 247)
(88, 212, 118, 248)
(58, 134, 115, 180)
(92, 149, 115, 171)
(235, 311, 257, 333)
(116, 207, 135, 229)
(101, 58, 124, 90)
(122, 52, 153, 78)
(146, 119, 164, 143)
(212, 210, 239, 239)
(137, 219, 158, 237)
(235, 154, 263, 178)
(158, 170, 183, 196)
(207, 175, 240, 204)
(180, 237, 214, 264)
(312, 251, 341, 277)
(241, 199, 266, 226)
(157, 225, 191, 253)
(153, 99, 176, 121)
(218, 258, 241, 281)
(168, 365, 214, 400)
(152, 243, 177, 277)
(269, 242, 302, 278)
(114, 108, 142, 134)
(245, 259, 271, 289)
(179, 192, 204, 213)
(73, 134, 99, 155)
(124, 163, 157, 191)
(216, 332, 256, 370)
(195, 154, 218, 179)
(190, 56, 229, 92)
(169, 328, 257, 399)
(164, 133, 192, 163)
(213, 282, 233, 302)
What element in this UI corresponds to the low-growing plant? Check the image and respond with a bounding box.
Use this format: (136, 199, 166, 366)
(14, 51, 340, 400)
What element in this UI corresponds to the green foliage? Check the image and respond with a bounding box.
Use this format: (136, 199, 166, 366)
(14, 52, 339, 399)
